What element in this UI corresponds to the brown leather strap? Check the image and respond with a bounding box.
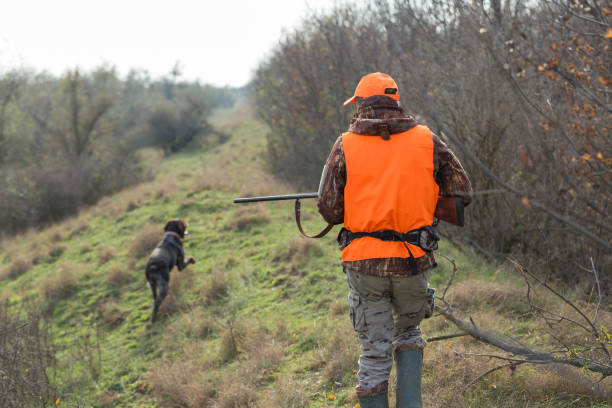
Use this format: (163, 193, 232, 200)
(294, 198, 334, 238)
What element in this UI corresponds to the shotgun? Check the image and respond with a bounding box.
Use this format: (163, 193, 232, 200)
(233, 193, 465, 238)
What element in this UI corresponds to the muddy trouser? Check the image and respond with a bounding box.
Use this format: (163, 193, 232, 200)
(146, 261, 170, 317)
(345, 267, 433, 393)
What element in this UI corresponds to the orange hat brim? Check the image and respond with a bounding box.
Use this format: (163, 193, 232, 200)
(343, 95, 357, 106)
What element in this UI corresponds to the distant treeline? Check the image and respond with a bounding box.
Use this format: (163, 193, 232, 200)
(256, 1, 611, 290)
(0, 67, 236, 234)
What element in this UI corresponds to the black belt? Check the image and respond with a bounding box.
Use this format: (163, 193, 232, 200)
(338, 226, 439, 275)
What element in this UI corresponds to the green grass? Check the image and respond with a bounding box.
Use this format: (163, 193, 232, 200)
(0, 101, 610, 407)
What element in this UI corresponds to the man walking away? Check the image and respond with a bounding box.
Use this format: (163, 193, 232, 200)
(317, 72, 472, 407)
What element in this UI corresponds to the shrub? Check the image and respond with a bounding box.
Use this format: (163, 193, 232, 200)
(0, 306, 56, 407)
(255, 1, 612, 293)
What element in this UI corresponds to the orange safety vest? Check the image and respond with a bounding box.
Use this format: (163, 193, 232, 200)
(342, 125, 439, 262)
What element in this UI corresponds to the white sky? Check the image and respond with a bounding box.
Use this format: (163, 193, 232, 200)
(0, 0, 335, 87)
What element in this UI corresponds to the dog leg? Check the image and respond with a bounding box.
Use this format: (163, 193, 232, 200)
(152, 276, 169, 322)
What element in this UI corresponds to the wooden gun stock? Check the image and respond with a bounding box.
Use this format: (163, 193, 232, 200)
(434, 196, 465, 227)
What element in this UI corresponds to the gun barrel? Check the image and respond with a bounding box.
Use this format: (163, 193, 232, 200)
(233, 193, 318, 204)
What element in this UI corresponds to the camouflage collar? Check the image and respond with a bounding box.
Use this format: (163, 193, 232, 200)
(348, 96, 417, 140)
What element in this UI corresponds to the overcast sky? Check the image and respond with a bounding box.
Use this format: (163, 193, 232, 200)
(0, 0, 335, 87)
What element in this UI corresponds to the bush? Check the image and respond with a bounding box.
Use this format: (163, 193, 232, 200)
(255, 1, 612, 292)
(0, 306, 56, 407)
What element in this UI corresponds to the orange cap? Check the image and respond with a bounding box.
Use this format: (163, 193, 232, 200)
(343, 72, 400, 106)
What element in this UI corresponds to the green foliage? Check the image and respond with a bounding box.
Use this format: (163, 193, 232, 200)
(0, 67, 238, 235)
(255, 1, 612, 293)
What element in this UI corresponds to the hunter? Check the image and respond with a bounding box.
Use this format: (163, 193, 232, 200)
(317, 72, 472, 407)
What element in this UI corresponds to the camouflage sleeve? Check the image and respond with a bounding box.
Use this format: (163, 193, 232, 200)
(317, 136, 346, 224)
(433, 134, 473, 206)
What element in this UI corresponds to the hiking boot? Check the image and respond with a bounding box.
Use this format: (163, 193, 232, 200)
(395, 349, 422, 408)
(358, 392, 389, 408)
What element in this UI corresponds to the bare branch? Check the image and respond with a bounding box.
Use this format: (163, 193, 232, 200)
(436, 305, 612, 377)
(466, 362, 526, 388)
(427, 333, 468, 343)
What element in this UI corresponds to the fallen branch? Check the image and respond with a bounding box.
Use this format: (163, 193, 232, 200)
(435, 305, 612, 377)
(426, 333, 468, 343)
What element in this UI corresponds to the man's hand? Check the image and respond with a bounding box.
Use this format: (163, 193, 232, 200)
(186, 257, 196, 265)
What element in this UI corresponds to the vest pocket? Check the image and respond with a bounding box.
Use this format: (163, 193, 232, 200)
(348, 292, 367, 332)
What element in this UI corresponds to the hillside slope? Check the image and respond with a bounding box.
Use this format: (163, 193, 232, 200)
(1, 102, 610, 408)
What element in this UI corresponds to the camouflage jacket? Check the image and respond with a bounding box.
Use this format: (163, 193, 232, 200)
(317, 95, 473, 277)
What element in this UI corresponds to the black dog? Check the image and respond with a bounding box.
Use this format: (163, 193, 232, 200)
(145, 219, 195, 322)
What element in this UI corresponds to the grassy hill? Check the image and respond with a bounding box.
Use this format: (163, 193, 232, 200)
(1, 101, 610, 408)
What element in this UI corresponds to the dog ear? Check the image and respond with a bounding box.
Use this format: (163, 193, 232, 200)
(179, 219, 188, 237)
(164, 220, 173, 232)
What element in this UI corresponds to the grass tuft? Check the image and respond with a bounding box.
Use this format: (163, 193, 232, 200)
(147, 358, 215, 408)
(41, 264, 78, 310)
(224, 206, 271, 231)
(0, 258, 32, 281)
(107, 266, 132, 287)
(97, 247, 116, 265)
(130, 225, 161, 258)
(201, 267, 231, 305)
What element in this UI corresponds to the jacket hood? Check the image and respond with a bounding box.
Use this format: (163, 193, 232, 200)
(348, 95, 417, 140)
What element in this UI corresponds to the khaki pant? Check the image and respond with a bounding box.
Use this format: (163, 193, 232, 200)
(345, 267, 433, 390)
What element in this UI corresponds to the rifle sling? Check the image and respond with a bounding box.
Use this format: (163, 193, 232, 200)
(294, 198, 334, 239)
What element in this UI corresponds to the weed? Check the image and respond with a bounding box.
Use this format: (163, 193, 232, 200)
(317, 322, 360, 385)
(201, 268, 231, 305)
(218, 323, 240, 363)
(224, 206, 271, 231)
(215, 380, 258, 408)
(130, 225, 160, 258)
(97, 247, 116, 265)
(41, 264, 78, 308)
(99, 300, 125, 327)
(329, 300, 348, 316)
(257, 376, 310, 408)
(47, 244, 67, 259)
(147, 358, 215, 408)
(287, 237, 323, 263)
(107, 266, 131, 287)
(68, 220, 89, 237)
(0, 258, 32, 281)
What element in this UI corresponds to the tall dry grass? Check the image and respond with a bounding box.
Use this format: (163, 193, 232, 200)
(223, 206, 271, 232)
(130, 225, 161, 259)
(41, 263, 79, 310)
(0, 258, 32, 281)
(147, 358, 215, 408)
